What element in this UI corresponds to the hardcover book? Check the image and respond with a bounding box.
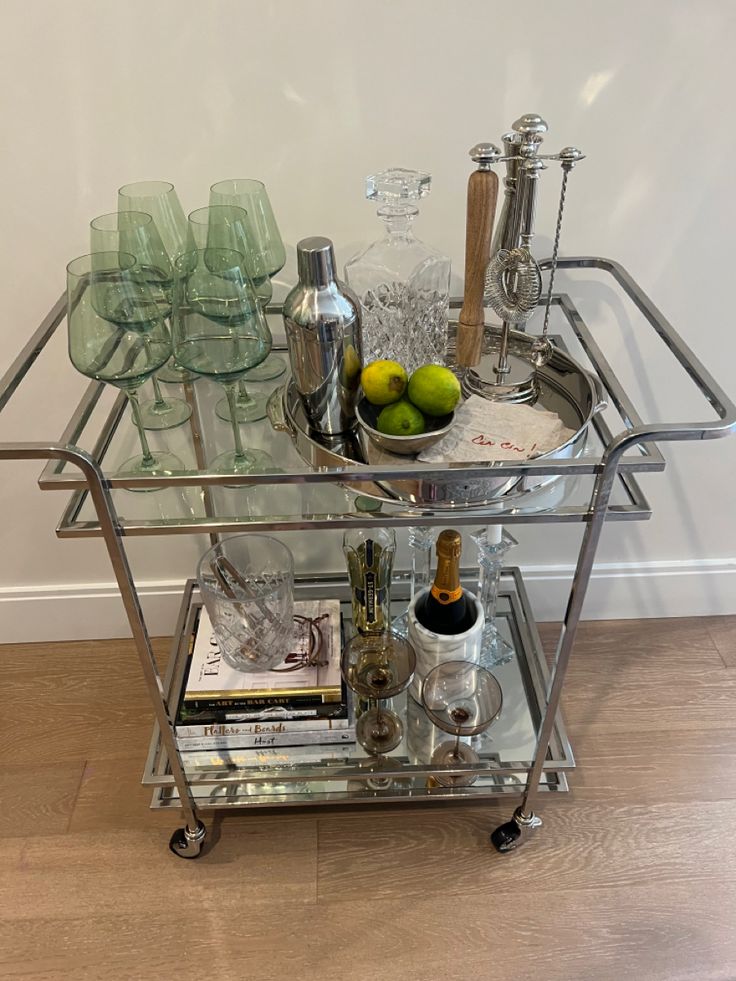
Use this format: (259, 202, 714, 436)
(182, 599, 343, 709)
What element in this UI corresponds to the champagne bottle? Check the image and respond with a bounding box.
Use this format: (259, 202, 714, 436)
(414, 529, 476, 635)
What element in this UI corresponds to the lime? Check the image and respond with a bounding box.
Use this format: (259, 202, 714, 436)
(361, 359, 408, 405)
(376, 400, 425, 437)
(407, 365, 461, 416)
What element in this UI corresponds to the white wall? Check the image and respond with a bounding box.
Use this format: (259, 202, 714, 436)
(0, 0, 734, 641)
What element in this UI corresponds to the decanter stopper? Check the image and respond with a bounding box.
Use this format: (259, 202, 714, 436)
(365, 168, 432, 203)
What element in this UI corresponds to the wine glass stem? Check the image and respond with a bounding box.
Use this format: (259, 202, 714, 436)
(125, 390, 156, 466)
(151, 374, 167, 408)
(224, 384, 246, 461)
(454, 733, 462, 762)
(237, 380, 254, 406)
(374, 698, 382, 730)
(142, 337, 167, 408)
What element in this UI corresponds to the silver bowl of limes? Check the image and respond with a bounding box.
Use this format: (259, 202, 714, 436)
(354, 361, 460, 457)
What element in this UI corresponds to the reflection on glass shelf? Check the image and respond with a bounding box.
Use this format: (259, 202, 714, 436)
(147, 586, 573, 808)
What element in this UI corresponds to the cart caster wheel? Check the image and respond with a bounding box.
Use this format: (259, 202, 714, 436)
(169, 820, 207, 859)
(491, 807, 542, 853)
(491, 820, 522, 852)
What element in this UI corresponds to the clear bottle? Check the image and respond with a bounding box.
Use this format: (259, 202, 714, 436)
(344, 168, 450, 373)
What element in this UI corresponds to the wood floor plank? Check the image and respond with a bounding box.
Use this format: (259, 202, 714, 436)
(704, 614, 736, 667)
(0, 761, 85, 836)
(0, 819, 318, 923)
(570, 726, 736, 802)
(316, 798, 736, 903)
(1, 618, 735, 979)
(2, 880, 734, 981)
(538, 616, 722, 663)
(0, 637, 169, 765)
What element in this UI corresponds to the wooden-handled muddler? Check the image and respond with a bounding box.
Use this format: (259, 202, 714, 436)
(456, 143, 501, 367)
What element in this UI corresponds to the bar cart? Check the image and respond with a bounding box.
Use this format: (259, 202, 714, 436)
(0, 257, 733, 858)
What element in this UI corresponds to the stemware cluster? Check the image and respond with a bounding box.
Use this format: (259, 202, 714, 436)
(340, 525, 505, 787)
(66, 179, 287, 481)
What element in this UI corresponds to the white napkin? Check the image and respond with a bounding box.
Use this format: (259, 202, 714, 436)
(417, 395, 575, 463)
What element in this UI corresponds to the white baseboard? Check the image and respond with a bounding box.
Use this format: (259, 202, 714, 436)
(0, 558, 734, 644)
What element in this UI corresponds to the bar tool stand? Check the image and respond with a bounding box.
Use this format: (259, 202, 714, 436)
(461, 113, 585, 405)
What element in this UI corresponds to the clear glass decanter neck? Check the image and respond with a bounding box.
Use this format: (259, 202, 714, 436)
(377, 205, 419, 238)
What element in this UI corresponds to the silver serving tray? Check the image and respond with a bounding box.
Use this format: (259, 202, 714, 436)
(268, 329, 606, 510)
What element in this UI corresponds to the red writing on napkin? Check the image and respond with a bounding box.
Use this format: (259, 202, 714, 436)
(471, 433, 538, 456)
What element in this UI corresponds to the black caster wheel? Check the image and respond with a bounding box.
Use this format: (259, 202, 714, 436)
(169, 820, 207, 859)
(490, 819, 522, 853)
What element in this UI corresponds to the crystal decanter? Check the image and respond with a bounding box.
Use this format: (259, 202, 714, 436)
(344, 168, 450, 373)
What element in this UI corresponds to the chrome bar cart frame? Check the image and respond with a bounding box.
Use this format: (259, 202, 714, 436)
(1, 257, 733, 858)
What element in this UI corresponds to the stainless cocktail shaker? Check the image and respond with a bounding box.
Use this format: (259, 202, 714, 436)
(283, 237, 362, 436)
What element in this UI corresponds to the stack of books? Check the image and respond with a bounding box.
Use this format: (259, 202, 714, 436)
(174, 598, 355, 760)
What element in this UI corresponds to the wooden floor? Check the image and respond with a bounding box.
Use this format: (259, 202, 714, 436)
(1, 616, 736, 981)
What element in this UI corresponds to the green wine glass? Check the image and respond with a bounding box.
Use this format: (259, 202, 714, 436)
(171, 247, 275, 476)
(118, 180, 196, 385)
(90, 211, 192, 430)
(67, 252, 184, 482)
(210, 179, 287, 382)
(189, 206, 271, 424)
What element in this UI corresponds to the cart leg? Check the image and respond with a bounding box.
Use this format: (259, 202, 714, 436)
(169, 820, 207, 859)
(491, 453, 622, 853)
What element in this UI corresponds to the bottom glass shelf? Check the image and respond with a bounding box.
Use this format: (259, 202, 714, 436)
(144, 568, 574, 810)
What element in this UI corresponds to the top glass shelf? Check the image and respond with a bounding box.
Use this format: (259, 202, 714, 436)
(37, 295, 663, 534)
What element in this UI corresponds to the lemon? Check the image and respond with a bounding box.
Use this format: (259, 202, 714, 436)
(407, 365, 461, 416)
(361, 359, 408, 405)
(376, 400, 425, 437)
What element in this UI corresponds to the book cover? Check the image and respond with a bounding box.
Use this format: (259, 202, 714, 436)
(183, 599, 343, 703)
(175, 727, 356, 752)
(175, 714, 352, 739)
(179, 744, 353, 771)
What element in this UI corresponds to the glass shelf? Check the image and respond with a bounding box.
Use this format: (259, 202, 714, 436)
(41, 308, 657, 536)
(144, 570, 573, 809)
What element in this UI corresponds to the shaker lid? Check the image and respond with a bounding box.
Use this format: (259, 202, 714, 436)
(296, 236, 336, 288)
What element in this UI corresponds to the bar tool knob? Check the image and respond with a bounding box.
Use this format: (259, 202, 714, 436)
(559, 146, 585, 170)
(469, 143, 502, 171)
(512, 113, 548, 137)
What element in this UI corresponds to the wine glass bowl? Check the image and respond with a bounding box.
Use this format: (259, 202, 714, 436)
(189, 205, 273, 423)
(209, 178, 287, 383)
(421, 660, 502, 787)
(341, 631, 416, 755)
(66, 251, 183, 482)
(90, 210, 191, 430)
(118, 180, 197, 384)
(171, 247, 274, 475)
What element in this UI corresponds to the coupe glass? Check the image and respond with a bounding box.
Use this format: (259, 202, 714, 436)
(171, 247, 274, 475)
(210, 179, 287, 382)
(118, 180, 196, 384)
(66, 252, 183, 481)
(90, 211, 191, 430)
(197, 534, 295, 673)
(341, 631, 415, 754)
(189, 205, 271, 423)
(421, 661, 502, 787)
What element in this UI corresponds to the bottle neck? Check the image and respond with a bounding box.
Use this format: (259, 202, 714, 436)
(377, 205, 419, 240)
(430, 552, 463, 605)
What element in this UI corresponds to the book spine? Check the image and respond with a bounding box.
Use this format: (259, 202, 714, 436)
(182, 692, 335, 712)
(175, 716, 352, 738)
(179, 744, 352, 771)
(176, 728, 356, 752)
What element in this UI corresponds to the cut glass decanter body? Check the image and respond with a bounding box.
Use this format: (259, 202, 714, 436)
(345, 168, 451, 374)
